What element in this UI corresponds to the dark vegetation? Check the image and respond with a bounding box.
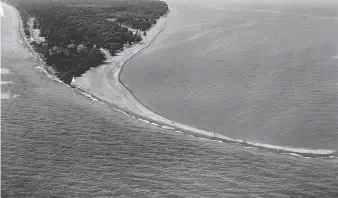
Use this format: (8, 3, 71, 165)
(6, 0, 168, 83)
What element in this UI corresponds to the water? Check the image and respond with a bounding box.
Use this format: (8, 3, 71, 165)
(122, 0, 338, 150)
(1, 2, 338, 197)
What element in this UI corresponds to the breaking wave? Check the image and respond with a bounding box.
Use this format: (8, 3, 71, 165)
(1, 93, 19, 100)
(32, 59, 336, 158)
(0, 3, 4, 18)
(14, 2, 335, 159)
(0, 68, 11, 75)
(1, 81, 14, 85)
(241, 141, 336, 158)
(34, 65, 63, 84)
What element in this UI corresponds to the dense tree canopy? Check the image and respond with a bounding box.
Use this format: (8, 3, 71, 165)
(6, 0, 168, 83)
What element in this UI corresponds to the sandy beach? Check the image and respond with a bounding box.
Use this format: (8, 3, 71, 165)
(72, 8, 335, 157)
(74, 12, 226, 139)
(8, 1, 335, 157)
(7, 3, 59, 81)
(6, 1, 241, 144)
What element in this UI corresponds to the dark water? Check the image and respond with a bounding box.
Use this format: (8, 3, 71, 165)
(122, 0, 338, 150)
(1, 2, 338, 197)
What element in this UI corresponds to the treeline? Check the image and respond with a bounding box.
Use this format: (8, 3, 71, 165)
(6, 0, 168, 83)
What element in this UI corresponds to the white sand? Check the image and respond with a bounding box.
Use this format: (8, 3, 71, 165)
(71, 17, 268, 145)
(6, 1, 334, 156)
(74, 15, 220, 138)
(73, 13, 335, 156)
(10, 4, 58, 78)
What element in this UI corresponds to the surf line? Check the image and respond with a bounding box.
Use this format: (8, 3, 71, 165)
(9, 0, 170, 122)
(7, 3, 65, 87)
(116, 83, 336, 158)
(82, 3, 336, 158)
(10, 2, 336, 158)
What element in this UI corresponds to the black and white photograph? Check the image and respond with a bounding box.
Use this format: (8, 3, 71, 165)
(1, 0, 338, 197)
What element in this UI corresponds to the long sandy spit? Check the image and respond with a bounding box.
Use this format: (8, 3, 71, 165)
(8, 1, 336, 157)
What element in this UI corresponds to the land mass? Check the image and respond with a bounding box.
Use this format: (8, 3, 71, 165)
(3, 0, 335, 158)
(5, 0, 168, 83)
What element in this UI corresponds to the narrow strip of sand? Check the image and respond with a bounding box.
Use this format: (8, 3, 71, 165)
(6, 3, 59, 81)
(72, 7, 335, 157)
(73, 11, 335, 157)
(8, 1, 218, 144)
(73, 11, 226, 139)
(7, 1, 335, 157)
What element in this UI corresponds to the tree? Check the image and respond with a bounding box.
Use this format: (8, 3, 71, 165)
(88, 47, 106, 64)
(24, 28, 30, 37)
(33, 19, 38, 29)
(15, 0, 168, 84)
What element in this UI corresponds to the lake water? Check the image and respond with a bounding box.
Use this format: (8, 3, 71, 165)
(1, 1, 338, 197)
(122, 0, 338, 150)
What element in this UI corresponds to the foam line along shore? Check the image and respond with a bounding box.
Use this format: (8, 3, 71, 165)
(7, 1, 336, 158)
(72, 4, 336, 158)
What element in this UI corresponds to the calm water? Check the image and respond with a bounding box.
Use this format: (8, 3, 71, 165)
(1, 2, 338, 197)
(122, 0, 338, 150)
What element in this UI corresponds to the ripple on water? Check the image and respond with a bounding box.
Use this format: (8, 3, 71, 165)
(1, 81, 14, 85)
(1, 68, 17, 99)
(1, 93, 19, 100)
(0, 68, 11, 74)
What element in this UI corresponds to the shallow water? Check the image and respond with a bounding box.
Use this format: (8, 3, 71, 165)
(122, 0, 338, 150)
(1, 2, 338, 197)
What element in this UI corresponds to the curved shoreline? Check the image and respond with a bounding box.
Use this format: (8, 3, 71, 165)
(6, 3, 62, 84)
(73, 6, 336, 158)
(7, 2, 336, 158)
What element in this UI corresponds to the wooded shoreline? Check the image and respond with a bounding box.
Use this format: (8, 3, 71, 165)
(4, 0, 168, 83)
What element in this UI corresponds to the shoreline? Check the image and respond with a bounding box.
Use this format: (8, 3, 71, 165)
(8, 3, 60, 82)
(7, 2, 336, 158)
(73, 5, 336, 158)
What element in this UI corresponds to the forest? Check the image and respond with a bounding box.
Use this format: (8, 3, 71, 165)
(5, 0, 168, 83)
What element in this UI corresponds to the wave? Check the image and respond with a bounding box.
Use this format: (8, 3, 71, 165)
(1, 93, 11, 100)
(0, 3, 4, 18)
(242, 141, 336, 158)
(1, 81, 14, 85)
(35, 62, 337, 159)
(161, 125, 175, 130)
(179, 132, 335, 158)
(34, 65, 335, 159)
(34, 65, 63, 84)
(10, 2, 66, 88)
(11, 1, 336, 159)
(82, 92, 98, 102)
(138, 118, 150, 123)
(1, 93, 19, 100)
(76, 16, 335, 158)
(0, 68, 11, 74)
(126, 115, 335, 158)
(70, 85, 109, 105)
